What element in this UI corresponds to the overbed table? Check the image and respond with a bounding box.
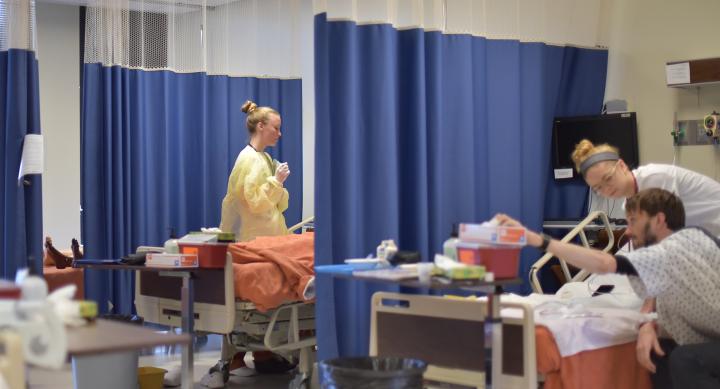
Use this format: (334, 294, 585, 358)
(67, 318, 189, 389)
(74, 262, 206, 389)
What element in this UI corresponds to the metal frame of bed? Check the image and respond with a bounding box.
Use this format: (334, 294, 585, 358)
(134, 245, 316, 388)
(529, 211, 617, 293)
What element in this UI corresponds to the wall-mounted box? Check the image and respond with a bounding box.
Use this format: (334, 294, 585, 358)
(666, 58, 720, 87)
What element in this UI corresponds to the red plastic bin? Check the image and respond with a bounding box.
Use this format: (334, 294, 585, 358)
(178, 243, 228, 268)
(0, 280, 21, 299)
(456, 243, 521, 279)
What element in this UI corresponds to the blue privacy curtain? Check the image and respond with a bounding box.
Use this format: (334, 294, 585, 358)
(0, 22, 44, 279)
(0, 48, 44, 279)
(81, 66, 302, 313)
(314, 14, 607, 359)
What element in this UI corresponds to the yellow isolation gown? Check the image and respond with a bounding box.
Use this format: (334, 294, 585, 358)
(220, 145, 289, 242)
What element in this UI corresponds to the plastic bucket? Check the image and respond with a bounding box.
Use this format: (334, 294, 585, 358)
(138, 366, 166, 389)
(318, 356, 427, 389)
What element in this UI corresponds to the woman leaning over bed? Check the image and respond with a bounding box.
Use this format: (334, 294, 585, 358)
(571, 139, 720, 236)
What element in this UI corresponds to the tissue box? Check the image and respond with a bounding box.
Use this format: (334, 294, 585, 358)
(458, 224, 526, 246)
(456, 242, 520, 279)
(147, 253, 199, 268)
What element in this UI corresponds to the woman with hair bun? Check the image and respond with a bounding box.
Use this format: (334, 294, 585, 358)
(219, 100, 290, 242)
(203, 100, 293, 387)
(572, 139, 720, 236)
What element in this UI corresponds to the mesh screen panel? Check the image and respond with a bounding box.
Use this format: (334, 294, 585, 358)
(83, 0, 302, 77)
(0, 0, 36, 52)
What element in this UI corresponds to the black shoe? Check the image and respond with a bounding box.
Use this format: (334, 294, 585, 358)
(254, 354, 297, 374)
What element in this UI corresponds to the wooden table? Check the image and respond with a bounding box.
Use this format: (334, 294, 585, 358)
(67, 319, 189, 389)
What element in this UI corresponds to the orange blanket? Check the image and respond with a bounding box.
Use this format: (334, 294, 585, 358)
(228, 232, 314, 312)
(43, 267, 84, 299)
(536, 326, 651, 389)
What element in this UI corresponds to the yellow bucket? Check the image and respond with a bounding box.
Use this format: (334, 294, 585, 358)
(138, 366, 167, 389)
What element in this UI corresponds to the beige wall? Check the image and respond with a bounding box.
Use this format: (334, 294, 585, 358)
(604, 0, 720, 180)
(37, 3, 81, 249)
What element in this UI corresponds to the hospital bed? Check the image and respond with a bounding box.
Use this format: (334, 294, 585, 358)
(368, 212, 646, 389)
(134, 224, 316, 389)
(528, 211, 650, 389)
(371, 291, 651, 389)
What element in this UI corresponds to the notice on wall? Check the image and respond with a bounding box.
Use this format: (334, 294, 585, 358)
(18, 134, 44, 181)
(554, 168, 573, 179)
(666, 62, 690, 85)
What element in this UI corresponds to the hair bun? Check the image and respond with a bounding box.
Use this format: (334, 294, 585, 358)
(571, 139, 595, 166)
(241, 100, 258, 114)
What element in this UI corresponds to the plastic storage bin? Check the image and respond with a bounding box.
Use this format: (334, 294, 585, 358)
(456, 242, 520, 279)
(318, 357, 427, 389)
(0, 280, 21, 299)
(137, 367, 166, 389)
(177, 242, 228, 268)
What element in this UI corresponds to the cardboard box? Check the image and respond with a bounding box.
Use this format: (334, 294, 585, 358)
(146, 253, 199, 268)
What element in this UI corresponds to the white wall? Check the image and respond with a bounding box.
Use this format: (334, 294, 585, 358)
(604, 0, 720, 181)
(299, 0, 315, 220)
(36, 3, 81, 250)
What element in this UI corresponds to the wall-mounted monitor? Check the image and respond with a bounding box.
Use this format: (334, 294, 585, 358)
(551, 112, 639, 179)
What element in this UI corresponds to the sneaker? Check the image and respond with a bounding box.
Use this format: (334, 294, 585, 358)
(200, 360, 229, 388)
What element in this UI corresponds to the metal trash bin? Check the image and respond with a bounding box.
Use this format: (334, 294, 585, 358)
(318, 356, 427, 389)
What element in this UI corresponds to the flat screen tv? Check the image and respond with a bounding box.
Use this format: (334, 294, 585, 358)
(551, 112, 639, 179)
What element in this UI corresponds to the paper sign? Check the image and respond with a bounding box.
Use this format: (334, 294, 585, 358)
(666, 62, 690, 85)
(554, 168, 573, 179)
(18, 134, 43, 180)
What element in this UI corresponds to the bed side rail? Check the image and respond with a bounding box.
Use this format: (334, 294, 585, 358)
(261, 302, 316, 352)
(529, 211, 615, 294)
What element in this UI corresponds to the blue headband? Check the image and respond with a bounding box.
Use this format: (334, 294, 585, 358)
(579, 151, 619, 175)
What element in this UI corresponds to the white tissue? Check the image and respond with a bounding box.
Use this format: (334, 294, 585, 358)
(434, 254, 466, 270)
(47, 285, 86, 327)
(481, 217, 500, 227)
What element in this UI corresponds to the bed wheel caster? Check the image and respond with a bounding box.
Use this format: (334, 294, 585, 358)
(288, 372, 311, 389)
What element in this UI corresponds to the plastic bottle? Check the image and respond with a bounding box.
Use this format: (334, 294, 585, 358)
(442, 224, 460, 261)
(164, 228, 179, 254)
(384, 240, 398, 262)
(376, 240, 398, 263)
(376, 241, 387, 261)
